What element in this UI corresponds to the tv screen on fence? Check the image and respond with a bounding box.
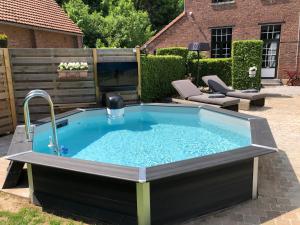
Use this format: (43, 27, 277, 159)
(97, 62, 138, 92)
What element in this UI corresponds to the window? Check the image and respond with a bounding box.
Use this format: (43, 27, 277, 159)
(212, 0, 234, 3)
(261, 24, 281, 40)
(261, 25, 281, 69)
(211, 27, 232, 58)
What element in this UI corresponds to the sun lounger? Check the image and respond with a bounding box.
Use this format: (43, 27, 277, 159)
(202, 75, 266, 107)
(172, 80, 240, 111)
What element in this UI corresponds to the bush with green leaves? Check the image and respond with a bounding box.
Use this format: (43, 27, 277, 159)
(156, 47, 189, 61)
(189, 58, 232, 86)
(232, 40, 263, 89)
(141, 55, 186, 102)
(64, 0, 153, 48)
(0, 34, 8, 48)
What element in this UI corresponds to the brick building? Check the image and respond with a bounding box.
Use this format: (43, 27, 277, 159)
(0, 0, 83, 48)
(143, 0, 300, 81)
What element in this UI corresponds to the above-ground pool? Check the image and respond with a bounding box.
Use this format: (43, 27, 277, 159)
(33, 106, 251, 167)
(6, 104, 277, 225)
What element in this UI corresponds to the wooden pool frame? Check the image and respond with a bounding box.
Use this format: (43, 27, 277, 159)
(5, 104, 277, 225)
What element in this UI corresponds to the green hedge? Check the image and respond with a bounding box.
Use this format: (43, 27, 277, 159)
(156, 47, 189, 61)
(0, 34, 8, 48)
(232, 40, 263, 89)
(189, 58, 232, 86)
(141, 55, 186, 102)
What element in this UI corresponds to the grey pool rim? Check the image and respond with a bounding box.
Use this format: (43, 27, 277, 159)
(5, 104, 278, 225)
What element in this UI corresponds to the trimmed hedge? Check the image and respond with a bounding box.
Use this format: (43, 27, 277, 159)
(156, 47, 189, 61)
(141, 55, 186, 102)
(190, 58, 232, 86)
(232, 40, 263, 89)
(0, 34, 8, 48)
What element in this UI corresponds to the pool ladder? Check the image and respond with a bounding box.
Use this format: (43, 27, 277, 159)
(23, 90, 60, 156)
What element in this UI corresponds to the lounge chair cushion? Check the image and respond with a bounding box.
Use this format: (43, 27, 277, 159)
(225, 91, 266, 100)
(172, 80, 202, 99)
(188, 94, 240, 107)
(202, 75, 232, 94)
(202, 75, 266, 100)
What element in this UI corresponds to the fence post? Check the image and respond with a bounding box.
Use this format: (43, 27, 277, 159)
(136, 46, 142, 100)
(3, 48, 17, 128)
(92, 48, 100, 104)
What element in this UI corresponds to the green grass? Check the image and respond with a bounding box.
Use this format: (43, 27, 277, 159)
(0, 208, 84, 225)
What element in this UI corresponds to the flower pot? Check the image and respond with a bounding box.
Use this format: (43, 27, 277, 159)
(249, 71, 256, 78)
(58, 70, 88, 79)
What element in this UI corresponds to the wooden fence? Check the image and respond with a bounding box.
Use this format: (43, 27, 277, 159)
(0, 49, 16, 135)
(10, 48, 97, 122)
(0, 48, 140, 134)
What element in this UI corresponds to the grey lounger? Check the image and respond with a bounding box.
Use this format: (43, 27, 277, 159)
(172, 80, 240, 111)
(202, 75, 266, 107)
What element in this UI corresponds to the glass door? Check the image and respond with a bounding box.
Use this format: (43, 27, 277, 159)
(261, 25, 281, 78)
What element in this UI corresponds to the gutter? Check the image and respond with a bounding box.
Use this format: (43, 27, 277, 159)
(0, 20, 83, 36)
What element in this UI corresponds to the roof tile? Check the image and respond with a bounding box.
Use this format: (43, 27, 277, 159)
(0, 0, 82, 34)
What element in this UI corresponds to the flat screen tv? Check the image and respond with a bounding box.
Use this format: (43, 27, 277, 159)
(97, 62, 138, 92)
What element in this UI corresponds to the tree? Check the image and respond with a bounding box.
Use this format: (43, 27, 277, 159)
(58, 0, 184, 31)
(64, 0, 106, 47)
(64, 0, 153, 48)
(134, 0, 184, 31)
(98, 0, 154, 48)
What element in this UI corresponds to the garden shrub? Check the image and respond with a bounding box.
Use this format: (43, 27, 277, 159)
(189, 58, 232, 86)
(141, 55, 186, 102)
(232, 40, 263, 89)
(0, 34, 8, 48)
(156, 47, 189, 61)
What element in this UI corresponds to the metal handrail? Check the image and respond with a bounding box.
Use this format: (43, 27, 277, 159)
(23, 90, 60, 155)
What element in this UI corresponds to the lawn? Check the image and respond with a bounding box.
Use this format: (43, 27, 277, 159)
(0, 192, 84, 225)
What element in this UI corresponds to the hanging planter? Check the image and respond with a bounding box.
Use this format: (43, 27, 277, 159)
(0, 34, 8, 48)
(57, 62, 89, 79)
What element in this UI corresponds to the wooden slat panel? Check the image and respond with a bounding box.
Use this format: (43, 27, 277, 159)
(98, 56, 137, 63)
(0, 109, 11, 118)
(0, 125, 13, 134)
(10, 48, 92, 57)
(12, 65, 93, 73)
(14, 81, 95, 90)
(98, 48, 135, 56)
(0, 92, 8, 100)
(11, 57, 93, 64)
(16, 96, 96, 106)
(0, 66, 5, 73)
(13, 72, 94, 81)
(15, 88, 95, 98)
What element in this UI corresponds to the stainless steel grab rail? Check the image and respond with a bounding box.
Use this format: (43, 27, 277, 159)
(23, 90, 60, 155)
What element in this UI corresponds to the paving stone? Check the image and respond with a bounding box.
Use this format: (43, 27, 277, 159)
(179, 94, 300, 224)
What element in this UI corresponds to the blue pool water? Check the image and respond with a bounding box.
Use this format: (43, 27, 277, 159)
(33, 106, 251, 167)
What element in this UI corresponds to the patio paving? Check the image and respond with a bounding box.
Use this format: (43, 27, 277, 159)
(0, 86, 299, 225)
(0, 134, 12, 157)
(183, 94, 300, 225)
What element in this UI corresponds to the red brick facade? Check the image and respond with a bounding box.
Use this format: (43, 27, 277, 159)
(0, 23, 82, 48)
(144, 0, 300, 80)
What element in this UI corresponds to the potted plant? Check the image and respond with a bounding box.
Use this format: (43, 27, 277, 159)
(0, 34, 8, 48)
(57, 62, 89, 79)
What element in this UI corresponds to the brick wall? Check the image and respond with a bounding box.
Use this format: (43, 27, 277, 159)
(0, 24, 82, 48)
(0, 24, 35, 48)
(146, 0, 300, 80)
